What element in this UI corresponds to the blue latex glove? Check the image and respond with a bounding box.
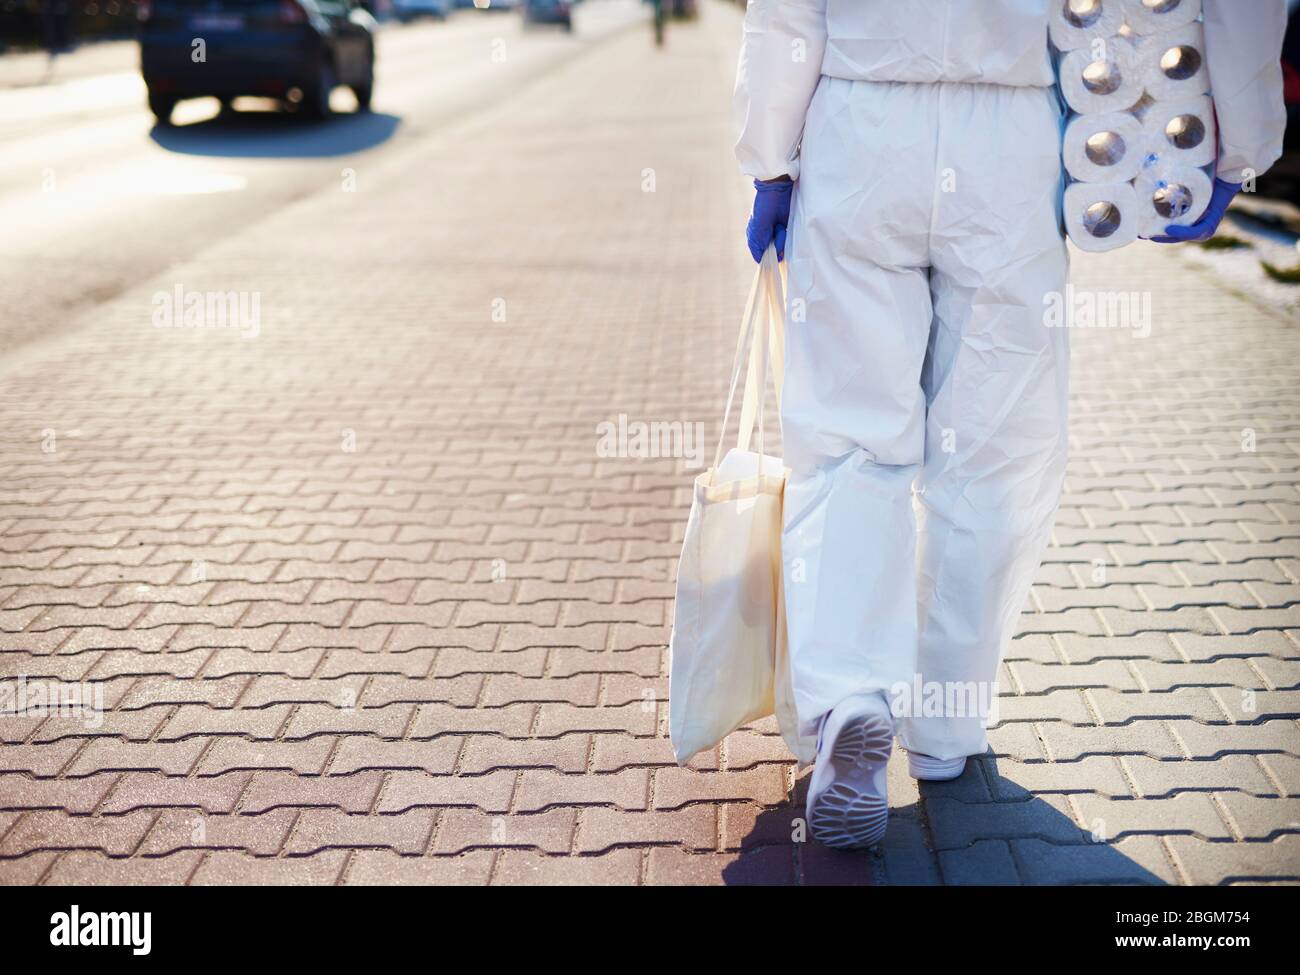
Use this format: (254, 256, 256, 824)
(1148, 178, 1241, 244)
(746, 178, 792, 263)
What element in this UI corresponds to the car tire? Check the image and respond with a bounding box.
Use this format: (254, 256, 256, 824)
(148, 90, 176, 125)
(351, 51, 374, 112)
(302, 61, 336, 120)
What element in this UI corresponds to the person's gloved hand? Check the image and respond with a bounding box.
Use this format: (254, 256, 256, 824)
(1148, 178, 1241, 244)
(746, 177, 792, 263)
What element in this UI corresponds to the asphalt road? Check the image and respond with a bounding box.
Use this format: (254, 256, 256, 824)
(0, 1, 647, 354)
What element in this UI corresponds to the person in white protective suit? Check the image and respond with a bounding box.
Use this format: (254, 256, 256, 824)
(734, 0, 1287, 850)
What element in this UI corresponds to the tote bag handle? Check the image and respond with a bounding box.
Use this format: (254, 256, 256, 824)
(710, 245, 786, 474)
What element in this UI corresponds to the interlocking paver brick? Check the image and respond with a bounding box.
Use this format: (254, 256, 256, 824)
(1168, 718, 1300, 758)
(925, 796, 1085, 850)
(1072, 795, 1233, 842)
(1122, 756, 1278, 798)
(492, 850, 642, 886)
(1166, 835, 1300, 884)
(197, 738, 337, 776)
(377, 771, 515, 814)
(284, 809, 436, 855)
(644, 846, 796, 886)
(459, 734, 589, 775)
(515, 770, 649, 812)
(328, 737, 463, 776)
(343, 850, 494, 886)
(43, 850, 204, 885)
(1214, 793, 1300, 841)
(431, 809, 576, 856)
(1039, 720, 1185, 760)
(938, 840, 1021, 885)
(0, 810, 158, 856)
(1012, 837, 1179, 885)
(239, 771, 385, 814)
(190, 851, 348, 885)
(99, 771, 253, 814)
(575, 806, 717, 854)
(0, 773, 121, 814)
(653, 767, 788, 810)
(984, 757, 1132, 800)
(137, 809, 297, 857)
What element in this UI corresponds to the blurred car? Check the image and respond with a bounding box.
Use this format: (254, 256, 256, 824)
(523, 0, 570, 30)
(139, 0, 377, 123)
(469, 0, 519, 10)
(392, 0, 451, 21)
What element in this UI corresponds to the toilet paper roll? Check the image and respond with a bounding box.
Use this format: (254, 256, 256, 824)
(1132, 162, 1213, 237)
(1121, 0, 1202, 36)
(1135, 22, 1209, 99)
(1049, 0, 1125, 52)
(1140, 93, 1217, 169)
(1058, 38, 1142, 114)
(1064, 181, 1141, 252)
(1063, 110, 1147, 182)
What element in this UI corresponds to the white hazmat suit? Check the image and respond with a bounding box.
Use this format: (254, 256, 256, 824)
(734, 0, 1287, 762)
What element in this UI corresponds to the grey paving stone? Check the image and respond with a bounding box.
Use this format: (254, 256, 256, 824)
(1214, 793, 1300, 841)
(938, 839, 1021, 885)
(1130, 659, 1265, 691)
(1258, 753, 1300, 797)
(1039, 720, 1184, 761)
(1166, 835, 1300, 884)
(925, 795, 1086, 851)
(1012, 836, 1178, 885)
(1169, 719, 1300, 759)
(874, 815, 941, 886)
(1122, 756, 1279, 799)
(1086, 688, 1227, 724)
(984, 756, 1132, 800)
(1072, 795, 1232, 843)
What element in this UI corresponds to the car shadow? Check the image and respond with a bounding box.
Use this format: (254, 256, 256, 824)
(150, 107, 401, 159)
(723, 751, 1171, 886)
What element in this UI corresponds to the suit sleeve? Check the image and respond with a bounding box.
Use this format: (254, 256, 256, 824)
(733, 0, 828, 181)
(1202, 0, 1288, 184)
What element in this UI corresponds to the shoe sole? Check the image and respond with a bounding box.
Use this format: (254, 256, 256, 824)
(807, 709, 892, 850)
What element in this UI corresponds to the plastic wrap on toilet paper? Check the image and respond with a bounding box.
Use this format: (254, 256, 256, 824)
(1121, 0, 1202, 36)
(1135, 21, 1209, 100)
(1063, 110, 1147, 183)
(1140, 93, 1217, 169)
(1049, 0, 1125, 52)
(1132, 162, 1213, 237)
(1053, 0, 1220, 252)
(1058, 38, 1141, 114)
(1064, 181, 1141, 252)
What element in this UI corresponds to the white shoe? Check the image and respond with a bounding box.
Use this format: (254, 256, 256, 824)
(805, 692, 892, 850)
(906, 751, 967, 782)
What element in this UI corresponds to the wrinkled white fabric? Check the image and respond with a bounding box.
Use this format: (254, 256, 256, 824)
(780, 77, 1070, 760)
(734, 0, 1287, 182)
(1202, 0, 1287, 184)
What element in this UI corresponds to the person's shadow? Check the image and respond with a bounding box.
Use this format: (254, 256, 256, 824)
(723, 751, 1170, 886)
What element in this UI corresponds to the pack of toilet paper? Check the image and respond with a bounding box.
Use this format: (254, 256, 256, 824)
(1052, 0, 1218, 252)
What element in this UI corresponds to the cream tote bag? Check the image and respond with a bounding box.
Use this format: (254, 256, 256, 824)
(668, 247, 814, 766)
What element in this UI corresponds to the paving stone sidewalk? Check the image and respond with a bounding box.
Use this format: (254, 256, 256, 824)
(1, 3, 1298, 885)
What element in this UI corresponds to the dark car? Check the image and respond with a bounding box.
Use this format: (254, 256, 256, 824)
(139, 0, 377, 123)
(523, 0, 570, 30)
